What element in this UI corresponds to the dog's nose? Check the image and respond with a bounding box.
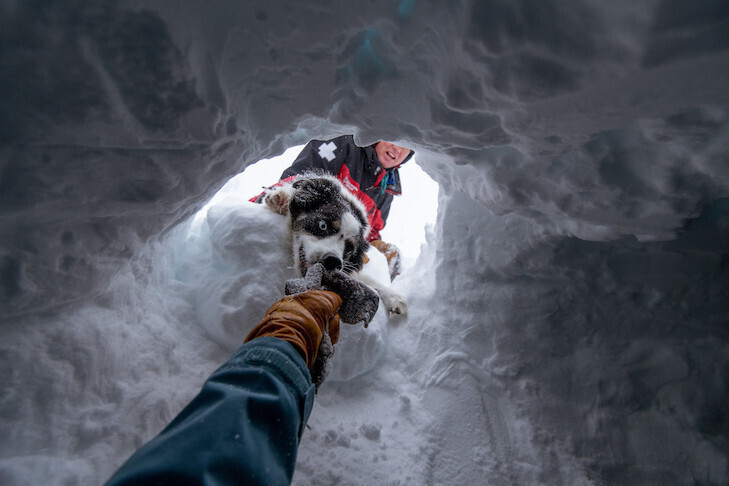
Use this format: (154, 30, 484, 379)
(321, 253, 343, 271)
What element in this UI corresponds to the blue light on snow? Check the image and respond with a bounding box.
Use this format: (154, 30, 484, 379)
(397, 0, 417, 20)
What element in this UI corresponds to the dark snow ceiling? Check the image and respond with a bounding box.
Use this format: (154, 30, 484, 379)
(2, 0, 729, 314)
(2, 1, 729, 485)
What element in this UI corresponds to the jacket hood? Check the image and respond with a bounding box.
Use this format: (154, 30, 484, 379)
(401, 148, 415, 165)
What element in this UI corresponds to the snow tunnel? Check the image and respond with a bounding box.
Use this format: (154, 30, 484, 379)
(2, 1, 729, 485)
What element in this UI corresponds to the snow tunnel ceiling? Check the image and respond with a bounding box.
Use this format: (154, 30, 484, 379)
(1, 1, 728, 310)
(0, 5, 727, 313)
(3, 1, 729, 316)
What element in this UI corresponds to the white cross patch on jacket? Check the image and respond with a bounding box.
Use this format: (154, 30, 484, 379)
(317, 141, 337, 161)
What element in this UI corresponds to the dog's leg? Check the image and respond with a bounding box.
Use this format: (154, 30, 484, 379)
(262, 185, 294, 215)
(356, 273, 408, 317)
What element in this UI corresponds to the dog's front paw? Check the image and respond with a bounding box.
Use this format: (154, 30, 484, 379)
(263, 186, 293, 215)
(382, 291, 408, 317)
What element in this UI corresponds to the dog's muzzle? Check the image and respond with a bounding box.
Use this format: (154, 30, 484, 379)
(320, 253, 343, 272)
(298, 247, 343, 276)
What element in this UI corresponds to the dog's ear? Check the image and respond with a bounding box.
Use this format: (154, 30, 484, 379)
(263, 185, 293, 215)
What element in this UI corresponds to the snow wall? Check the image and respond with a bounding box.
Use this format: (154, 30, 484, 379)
(1, 1, 729, 484)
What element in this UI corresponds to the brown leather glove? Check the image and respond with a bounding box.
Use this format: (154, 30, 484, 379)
(244, 290, 342, 370)
(370, 239, 402, 280)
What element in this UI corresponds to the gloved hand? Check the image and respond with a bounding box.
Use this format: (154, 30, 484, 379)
(244, 290, 342, 370)
(370, 239, 402, 280)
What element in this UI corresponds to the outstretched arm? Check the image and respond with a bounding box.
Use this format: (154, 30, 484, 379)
(106, 338, 314, 486)
(106, 290, 342, 486)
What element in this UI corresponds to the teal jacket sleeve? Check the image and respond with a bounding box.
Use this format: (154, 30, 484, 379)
(105, 337, 316, 486)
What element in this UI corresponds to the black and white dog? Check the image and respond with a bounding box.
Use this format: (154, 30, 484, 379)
(262, 174, 407, 317)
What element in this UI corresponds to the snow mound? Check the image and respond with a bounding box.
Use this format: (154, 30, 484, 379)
(173, 201, 390, 381)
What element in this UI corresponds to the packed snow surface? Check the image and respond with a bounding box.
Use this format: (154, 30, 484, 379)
(2, 1, 729, 485)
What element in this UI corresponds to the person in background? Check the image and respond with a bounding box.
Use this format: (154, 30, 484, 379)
(105, 290, 343, 486)
(253, 135, 414, 280)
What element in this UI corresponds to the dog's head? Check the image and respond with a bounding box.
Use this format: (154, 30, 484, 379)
(273, 175, 370, 276)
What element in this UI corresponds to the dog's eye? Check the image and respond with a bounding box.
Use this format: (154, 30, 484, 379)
(318, 220, 327, 231)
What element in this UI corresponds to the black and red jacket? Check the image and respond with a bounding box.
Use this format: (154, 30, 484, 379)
(256, 135, 413, 241)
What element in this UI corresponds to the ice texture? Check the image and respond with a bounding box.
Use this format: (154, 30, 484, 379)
(2, 1, 729, 485)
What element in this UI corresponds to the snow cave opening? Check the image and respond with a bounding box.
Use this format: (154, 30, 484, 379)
(190, 143, 439, 271)
(170, 141, 441, 376)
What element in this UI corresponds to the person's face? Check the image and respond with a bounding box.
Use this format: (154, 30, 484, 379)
(375, 142, 411, 169)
